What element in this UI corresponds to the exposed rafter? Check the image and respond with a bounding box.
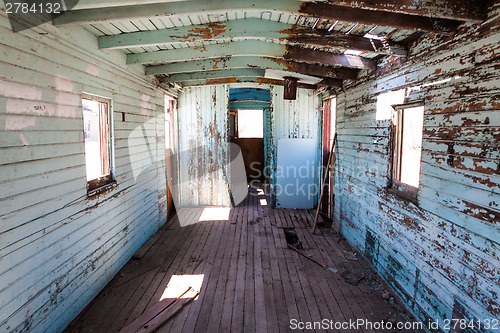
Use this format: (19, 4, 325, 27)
(126, 40, 376, 70)
(145, 56, 358, 80)
(71, 0, 486, 22)
(165, 68, 266, 82)
(298, 2, 460, 35)
(169, 76, 320, 89)
(324, 0, 487, 22)
(53, 0, 465, 34)
(98, 19, 406, 56)
(161, 67, 342, 87)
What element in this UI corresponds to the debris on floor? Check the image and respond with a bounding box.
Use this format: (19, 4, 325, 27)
(120, 287, 199, 333)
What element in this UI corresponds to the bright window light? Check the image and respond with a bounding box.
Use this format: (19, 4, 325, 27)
(345, 49, 362, 56)
(363, 33, 384, 40)
(398, 106, 424, 187)
(160, 274, 204, 301)
(198, 207, 230, 221)
(238, 109, 263, 138)
(376, 89, 405, 121)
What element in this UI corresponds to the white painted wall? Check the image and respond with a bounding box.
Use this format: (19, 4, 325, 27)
(176, 85, 230, 207)
(0, 10, 169, 333)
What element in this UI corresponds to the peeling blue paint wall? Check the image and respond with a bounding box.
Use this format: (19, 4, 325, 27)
(0, 11, 169, 333)
(334, 3, 500, 331)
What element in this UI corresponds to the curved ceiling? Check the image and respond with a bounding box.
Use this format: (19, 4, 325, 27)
(53, 0, 486, 89)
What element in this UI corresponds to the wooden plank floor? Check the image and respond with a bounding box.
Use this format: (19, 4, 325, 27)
(65, 185, 422, 333)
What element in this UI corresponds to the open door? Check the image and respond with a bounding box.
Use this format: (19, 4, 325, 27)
(165, 95, 176, 219)
(229, 109, 265, 182)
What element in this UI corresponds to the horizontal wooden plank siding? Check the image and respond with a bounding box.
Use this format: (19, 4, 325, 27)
(334, 2, 500, 331)
(0, 11, 170, 333)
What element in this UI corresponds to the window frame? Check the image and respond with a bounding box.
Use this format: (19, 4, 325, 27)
(82, 93, 115, 195)
(389, 102, 424, 203)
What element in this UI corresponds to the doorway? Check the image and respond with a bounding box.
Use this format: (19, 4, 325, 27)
(165, 95, 176, 219)
(230, 109, 265, 181)
(228, 88, 271, 184)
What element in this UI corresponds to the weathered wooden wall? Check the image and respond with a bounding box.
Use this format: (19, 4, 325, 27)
(176, 85, 231, 207)
(0, 10, 169, 333)
(334, 2, 499, 330)
(271, 86, 322, 206)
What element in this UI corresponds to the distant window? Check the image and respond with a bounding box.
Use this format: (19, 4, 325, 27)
(82, 94, 114, 193)
(391, 105, 424, 201)
(237, 109, 263, 138)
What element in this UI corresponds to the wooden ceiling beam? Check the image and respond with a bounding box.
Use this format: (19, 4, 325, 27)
(165, 68, 266, 82)
(71, 0, 486, 22)
(54, 0, 465, 34)
(145, 56, 358, 80)
(126, 40, 376, 70)
(324, 0, 487, 23)
(299, 2, 460, 35)
(170, 76, 322, 90)
(98, 18, 406, 56)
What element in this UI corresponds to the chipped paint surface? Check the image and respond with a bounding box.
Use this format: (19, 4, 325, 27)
(0, 10, 170, 333)
(334, 3, 500, 330)
(270, 86, 322, 206)
(177, 85, 231, 206)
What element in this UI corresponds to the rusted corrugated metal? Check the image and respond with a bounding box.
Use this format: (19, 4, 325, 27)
(333, 2, 500, 330)
(177, 85, 231, 207)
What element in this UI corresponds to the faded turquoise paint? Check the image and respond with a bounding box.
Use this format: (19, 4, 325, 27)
(98, 18, 406, 56)
(99, 19, 292, 50)
(145, 56, 358, 80)
(127, 40, 284, 65)
(177, 77, 318, 89)
(165, 68, 265, 82)
(54, 0, 303, 25)
(229, 100, 270, 109)
(127, 40, 375, 70)
(333, 3, 500, 329)
(229, 87, 271, 102)
(264, 107, 273, 183)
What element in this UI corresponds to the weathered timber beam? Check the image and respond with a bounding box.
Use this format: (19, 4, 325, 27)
(327, 0, 487, 23)
(163, 67, 343, 87)
(126, 40, 376, 70)
(299, 2, 460, 35)
(71, 0, 486, 22)
(98, 18, 406, 56)
(165, 68, 266, 82)
(173, 76, 320, 90)
(145, 56, 358, 80)
(53, 0, 463, 34)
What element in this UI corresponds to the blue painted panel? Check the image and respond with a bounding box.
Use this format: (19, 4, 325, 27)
(263, 107, 272, 182)
(276, 138, 318, 209)
(229, 100, 270, 110)
(229, 87, 271, 102)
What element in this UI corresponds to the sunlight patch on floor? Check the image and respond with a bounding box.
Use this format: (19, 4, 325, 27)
(198, 207, 230, 221)
(160, 274, 204, 301)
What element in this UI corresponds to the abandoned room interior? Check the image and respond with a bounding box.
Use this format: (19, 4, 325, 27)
(0, 0, 499, 332)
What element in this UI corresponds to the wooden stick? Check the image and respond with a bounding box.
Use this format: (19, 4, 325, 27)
(312, 133, 337, 233)
(287, 243, 326, 268)
(287, 244, 338, 273)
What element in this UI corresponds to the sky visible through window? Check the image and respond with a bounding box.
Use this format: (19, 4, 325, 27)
(238, 109, 263, 138)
